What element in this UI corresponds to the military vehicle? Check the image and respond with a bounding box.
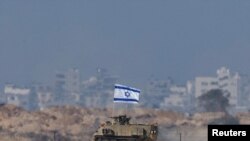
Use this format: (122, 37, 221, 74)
(92, 115, 158, 141)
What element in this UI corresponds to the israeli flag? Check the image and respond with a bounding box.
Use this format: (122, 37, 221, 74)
(114, 84, 140, 104)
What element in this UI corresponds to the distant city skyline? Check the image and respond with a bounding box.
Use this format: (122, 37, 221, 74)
(0, 1, 250, 88)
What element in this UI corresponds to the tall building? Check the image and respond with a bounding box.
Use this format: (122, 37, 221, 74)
(80, 68, 118, 108)
(160, 85, 187, 111)
(195, 77, 218, 98)
(238, 74, 250, 107)
(65, 69, 81, 95)
(217, 67, 240, 106)
(160, 80, 195, 113)
(194, 67, 240, 106)
(54, 68, 81, 103)
(32, 84, 53, 110)
(143, 78, 173, 108)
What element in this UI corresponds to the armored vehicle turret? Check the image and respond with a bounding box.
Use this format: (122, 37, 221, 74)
(92, 115, 158, 141)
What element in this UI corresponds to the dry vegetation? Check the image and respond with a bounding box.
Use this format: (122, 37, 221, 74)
(0, 104, 247, 141)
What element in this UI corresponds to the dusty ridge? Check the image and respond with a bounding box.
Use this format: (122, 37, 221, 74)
(0, 104, 246, 141)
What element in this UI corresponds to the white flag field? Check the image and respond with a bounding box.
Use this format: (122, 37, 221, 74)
(113, 84, 141, 104)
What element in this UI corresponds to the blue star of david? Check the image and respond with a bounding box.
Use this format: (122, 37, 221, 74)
(124, 91, 131, 97)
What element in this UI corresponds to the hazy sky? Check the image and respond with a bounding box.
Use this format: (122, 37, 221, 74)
(0, 0, 250, 88)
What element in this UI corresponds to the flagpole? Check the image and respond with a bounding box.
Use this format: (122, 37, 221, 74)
(126, 103, 128, 116)
(112, 102, 115, 124)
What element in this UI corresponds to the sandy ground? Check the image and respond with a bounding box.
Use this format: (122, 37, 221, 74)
(0, 104, 247, 141)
